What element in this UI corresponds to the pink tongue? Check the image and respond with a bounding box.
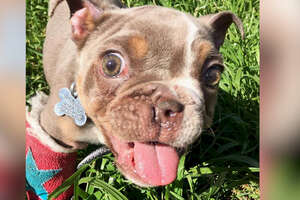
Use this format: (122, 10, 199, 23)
(134, 142, 179, 186)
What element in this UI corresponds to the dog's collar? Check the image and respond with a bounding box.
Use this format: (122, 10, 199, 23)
(54, 82, 87, 126)
(53, 83, 111, 167)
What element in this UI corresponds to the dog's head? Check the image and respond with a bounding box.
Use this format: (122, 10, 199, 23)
(68, 0, 243, 186)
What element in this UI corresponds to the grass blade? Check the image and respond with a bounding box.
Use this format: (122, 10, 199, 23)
(48, 165, 88, 200)
(169, 191, 185, 200)
(90, 179, 128, 200)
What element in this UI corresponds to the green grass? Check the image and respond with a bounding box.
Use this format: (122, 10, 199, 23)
(26, 0, 259, 199)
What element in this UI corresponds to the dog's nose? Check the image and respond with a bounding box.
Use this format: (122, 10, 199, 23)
(153, 97, 184, 138)
(150, 84, 184, 125)
(157, 99, 184, 118)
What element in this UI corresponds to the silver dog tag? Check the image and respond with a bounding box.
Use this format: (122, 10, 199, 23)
(54, 87, 87, 126)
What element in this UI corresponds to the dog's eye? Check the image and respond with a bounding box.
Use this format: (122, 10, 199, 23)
(204, 65, 223, 88)
(102, 53, 125, 77)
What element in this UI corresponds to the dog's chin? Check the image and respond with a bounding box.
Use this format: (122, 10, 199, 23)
(105, 134, 180, 187)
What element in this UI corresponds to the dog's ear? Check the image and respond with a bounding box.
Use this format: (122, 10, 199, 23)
(68, 0, 124, 45)
(67, 0, 124, 15)
(200, 11, 244, 49)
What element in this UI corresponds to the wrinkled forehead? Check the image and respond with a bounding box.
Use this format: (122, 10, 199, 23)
(85, 6, 214, 76)
(120, 6, 212, 52)
(125, 6, 190, 44)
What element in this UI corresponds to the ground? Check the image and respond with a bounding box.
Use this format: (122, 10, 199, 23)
(26, 0, 259, 199)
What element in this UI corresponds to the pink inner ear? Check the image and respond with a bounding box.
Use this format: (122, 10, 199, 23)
(70, 1, 102, 41)
(83, 0, 102, 19)
(71, 8, 89, 41)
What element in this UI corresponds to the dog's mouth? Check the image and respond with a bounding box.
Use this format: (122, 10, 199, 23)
(109, 134, 179, 186)
(98, 84, 189, 186)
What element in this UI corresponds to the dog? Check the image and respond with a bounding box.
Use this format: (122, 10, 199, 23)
(33, 0, 243, 188)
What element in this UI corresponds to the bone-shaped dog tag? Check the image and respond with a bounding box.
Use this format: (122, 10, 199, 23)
(54, 87, 87, 126)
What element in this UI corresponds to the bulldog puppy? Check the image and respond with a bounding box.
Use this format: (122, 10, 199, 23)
(40, 0, 243, 187)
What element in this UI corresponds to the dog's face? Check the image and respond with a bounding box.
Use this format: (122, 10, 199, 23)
(70, 1, 243, 187)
